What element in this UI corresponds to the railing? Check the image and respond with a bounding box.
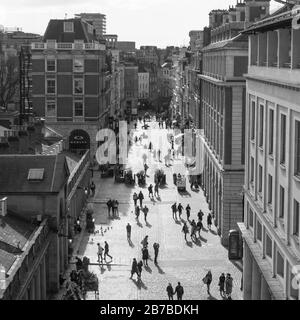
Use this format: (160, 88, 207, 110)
(31, 42, 106, 51)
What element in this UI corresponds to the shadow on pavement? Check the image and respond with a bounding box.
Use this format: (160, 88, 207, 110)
(186, 241, 193, 247)
(146, 222, 152, 228)
(128, 239, 135, 248)
(199, 235, 208, 243)
(145, 265, 152, 274)
(155, 264, 165, 274)
(209, 229, 218, 236)
(207, 294, 218, 300)
(131, 279, 148, 291)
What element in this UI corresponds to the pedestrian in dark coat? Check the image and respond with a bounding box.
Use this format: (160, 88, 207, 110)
(143, 206, 149, 222)
(166, 283, 174, 300)
(218, 273, 226, 297)
(154, 183, 159, 197)
(104, 241, 113, 261)
(175, 282, 184, 300)
(207, 213, 213, 230)
(148, 184, 154, 198)
(225, 273, 233, 299)
(135, 206, 140, 220)
(186, 204, 191, 220)
(178, 203, 183, 218)
(138, 191, 144, 207)
(182, 222, 189, 241)
(130, 258, 138, 279)
(142, 247, 149, 266)
(137, 261, 143, 280)
(133, 193, 138, 207)
(203, 271, 212, 295)
(198, 210, 204, 222)
(171, 203, 177, 220)
(126, 223, 132, 240)
(106, 199, 112, 217)
(153, 243, 160, 264)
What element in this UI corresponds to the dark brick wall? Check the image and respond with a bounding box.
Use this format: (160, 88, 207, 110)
(32, 59, 45, 72)
(32, 97, 45, 116)
(57, 59, 72, 72)
(57, 75, 72, 95)
(32, 75, 45, 95)
(85, 75, 99, 95)
(85, 97, 99, 118)
(57, 97, 72, 118)
(85, 59, 99, 73)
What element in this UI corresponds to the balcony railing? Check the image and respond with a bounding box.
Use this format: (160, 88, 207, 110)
(31, 42, 106, 51)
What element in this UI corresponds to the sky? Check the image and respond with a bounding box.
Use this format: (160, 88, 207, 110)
(0, 0, 282, 48)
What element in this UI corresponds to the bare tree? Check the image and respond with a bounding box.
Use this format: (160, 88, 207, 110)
(0, 55, 19, 110)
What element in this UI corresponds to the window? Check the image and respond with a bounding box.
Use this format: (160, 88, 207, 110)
(280, 114, 286, 165)
(251, 101, 256, 140)
(74, 79, 84, 94)
(257, 220, 262, 242)
(258, 165, 263, 194)
(250, 156, 254, 184)
(46, 79, 56, 94)
(269, 109, 274, 155)
(259, 104, 264, 148)
(295, 120, 300, 177)
(74, 58, 84, 73)
(293, 200, 299, 236)
(46, 99, 56, 117)
(74, 100, 84, 117)
(266, 233, 272, 258)
(46, 59, 56, 72)
(276, 251, 284, 278)
(249, 209, 254, 228)
(64, 21, 74, 33)
(279, 186, 285, 219)
(27, 169, 44, 181)
(268, 174, 273, 205)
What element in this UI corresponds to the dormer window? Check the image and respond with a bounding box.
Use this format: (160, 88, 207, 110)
(28, 169, 44, 181)
(64, 21, 74, 33)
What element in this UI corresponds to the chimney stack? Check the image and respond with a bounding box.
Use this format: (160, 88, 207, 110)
(0, 197, 7, 217)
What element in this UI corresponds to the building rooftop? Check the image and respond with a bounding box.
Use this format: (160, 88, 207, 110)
(0, 154, 69, 194)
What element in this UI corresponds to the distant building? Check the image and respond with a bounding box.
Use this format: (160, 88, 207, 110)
(189, 30, 203, 52)
(104, 34, 118, 49)
(116, 41, 136, 52)
(31, 18, 109, 156)
(124, 65, 138, 119)
(75, 13, 106, 37)
(138, 72, 149, 99)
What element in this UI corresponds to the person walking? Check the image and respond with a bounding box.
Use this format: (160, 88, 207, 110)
(197, 210, 204, 222)
(144, 163, 149, 175)
(157, 149, 161, 162)
(133, 193, 138, 207)
(90, 181, 96, 197)
(141, 235, 149, 248)
(142, 247, 149, 267)
(166, 283, 174, 300)
(153, 242, 160, 264)
(126, 223, 132, 240)
(138, 191, 144, 207)
(197, 219, 203, 238)
(154, 183, 159, 197)
(148, 142, 153, 151)
(148, 184, 154, 198)
(143, 205, 149, 222)
(186, 204, 191, 221)
(178, 203, 183, 219)
(203, 271, 213, 295)
(111, 200, 116, 218)
(104, 241, 113, 261)
(130, 258, 138, 279)
(106, 199, 112, 217)
(113, 200, 119, 218)
(182, 222, 189, 241)
(171, 202, 177, 220)
(190, 220, 197, 241)
(225, 273, 233, 300)
(218, 273, 226, 298)
(137, 260, 143, 281)
(207, 213, 213, 230)
(135, 206, 140, 220)
(175, 282, 184, 300)
(97, 243, 104, 264)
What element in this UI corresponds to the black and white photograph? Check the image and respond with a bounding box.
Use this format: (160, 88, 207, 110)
(0, 0, 299, 311)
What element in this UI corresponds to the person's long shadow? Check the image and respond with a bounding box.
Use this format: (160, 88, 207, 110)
(146, 222, 152, 228)
(199, 235, 208, 243)
(106, 262, 112, 272)
(131, 279, 142, 290)
(202, 226, 209, 233)
(186, 241, 193, 247)
(194, 238, 202, 247)
(175, 220, 182, 225)
(128, 239, 135, 248)
(207, 294, 218, 300)
(136, 220, 143, 228)
(156, 196, 162, 202)
(99, 264, 106, 275)
(144, 265, 152, 274)
(209, 229, 218, 236)
(155, 263, 165, 275)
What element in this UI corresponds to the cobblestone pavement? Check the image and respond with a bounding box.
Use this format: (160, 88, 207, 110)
(75, 119, 243, 300)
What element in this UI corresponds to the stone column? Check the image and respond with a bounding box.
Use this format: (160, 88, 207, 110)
(35, 266, 41, 300)
(251, 259, 262, 300)
(243, 242, 253, 300)
(260, 275, 271, 300)
(41, 256, 47, 300)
